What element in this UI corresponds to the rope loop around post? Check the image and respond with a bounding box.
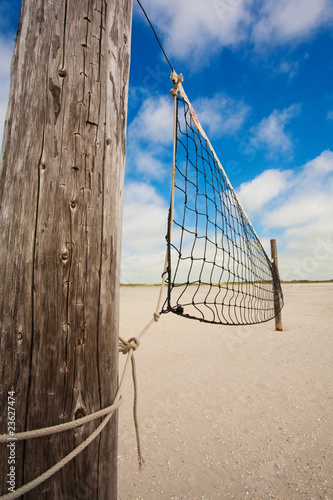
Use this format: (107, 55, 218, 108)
(170, 70, 183, 97)
(153, 312, 160, 322)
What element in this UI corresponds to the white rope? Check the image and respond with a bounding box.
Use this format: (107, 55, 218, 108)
(0, 347, 133, 499)
(0, 305, 166, 498)
(0, 399, 123, 443)
(0, 353, 134, 443)
(0, 404, 120, 500)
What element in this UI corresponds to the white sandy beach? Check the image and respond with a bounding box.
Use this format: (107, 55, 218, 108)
(118, 284, 333, 499)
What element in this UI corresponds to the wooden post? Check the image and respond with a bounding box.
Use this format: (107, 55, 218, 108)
(270, 239, 283, 331)
(0, 1, 132, 498)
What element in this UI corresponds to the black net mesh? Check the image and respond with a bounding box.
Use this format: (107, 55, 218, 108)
(161, 95, 284, 325)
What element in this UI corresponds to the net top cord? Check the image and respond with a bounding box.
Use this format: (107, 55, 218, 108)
(161, 71, 284, 325)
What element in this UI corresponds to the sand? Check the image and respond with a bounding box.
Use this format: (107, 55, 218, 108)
(118, 284, 333, 499)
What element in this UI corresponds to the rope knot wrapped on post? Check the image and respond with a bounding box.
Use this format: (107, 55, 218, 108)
(118, 334, 146, 469)
(170, 70, 183, 97)
(119, 336, 140, 354)
(153, 312, 160, 322)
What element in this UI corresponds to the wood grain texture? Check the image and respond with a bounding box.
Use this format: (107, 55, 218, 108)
(270, 239, 283, 332)
(0, 1, 132, 498)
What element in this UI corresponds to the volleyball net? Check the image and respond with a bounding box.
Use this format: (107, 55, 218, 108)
(160, 72, 284, 325)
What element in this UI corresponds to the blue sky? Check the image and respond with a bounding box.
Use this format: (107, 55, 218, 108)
(1, 0, 333, 282)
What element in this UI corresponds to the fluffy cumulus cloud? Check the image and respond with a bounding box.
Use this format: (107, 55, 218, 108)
(253, 0, 333, 45)
(193, 93, 250, 138)
(264, 151, 333, 229)
(249, 104, 301, 157)
(138, 0, 253, 64)
(122, 151, 333, 282)
(126, 95, 174, 180)
(129, 95, 174, 146)
(121, 182, 169, 283)
(237, 150, 333, 280)
(133, 150, 167, 180)
(237, 169, 291, 214)
(303, 149, 333, 175)
(136, 0, 333, 64)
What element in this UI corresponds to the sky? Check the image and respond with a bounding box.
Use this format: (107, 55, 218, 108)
(0, 0, 333, 283)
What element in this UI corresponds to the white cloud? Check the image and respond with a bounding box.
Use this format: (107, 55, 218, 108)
(121, 182, 169, 283)
(136, 0, 253, 65)
(126, 95, 174, 179)
(193, 93, 250, 138)
(253, 0, 333, 45)
(278, 226, 333, 281)
(263, 150, 333, 229)
(264, 193, 331, 228)
(134, 150, 167, 179)
(135, 0, 333, 66)
(121, 251, 167, 284)
(249, 104, 301, 157)
(237, 150, 333, 280)
(129, 95, 173, 146)
(237, 169, 290, 214)
(303, 149, 333, 175)
(327, 111, 333, 121)
(284, 219, 333, 252)
(121, 151, 333, 283)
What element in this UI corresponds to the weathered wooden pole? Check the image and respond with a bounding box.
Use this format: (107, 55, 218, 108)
(0, 1, 132, 498)
(270, 239, 283, 331)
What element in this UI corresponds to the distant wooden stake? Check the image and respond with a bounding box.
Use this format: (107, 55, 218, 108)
(270, 239, 283, 331)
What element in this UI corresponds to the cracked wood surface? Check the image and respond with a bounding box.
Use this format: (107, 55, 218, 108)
(0, 1, 132, 498)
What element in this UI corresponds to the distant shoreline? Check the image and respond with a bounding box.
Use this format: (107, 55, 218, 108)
(120, 280, 333, 287)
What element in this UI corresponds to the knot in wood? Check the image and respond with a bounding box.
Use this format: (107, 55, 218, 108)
(61, 252, 69, 262)
(58, 68, 67, 78)
(74, 409, 86, 420)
